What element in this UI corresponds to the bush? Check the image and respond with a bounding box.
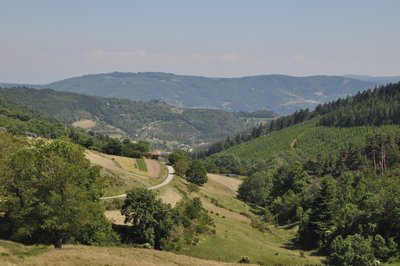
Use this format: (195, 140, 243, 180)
(250, 216, 271, 233)
(186, 160, 208, 186)
(239, 256, 250, 264)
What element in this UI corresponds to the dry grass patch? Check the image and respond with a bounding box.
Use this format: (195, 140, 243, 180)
(159, 187, 182, 207)
(71, 119, 96, 129)
(104, 210, 125, 225)
(204, 174, 242, 197)
(0, 241, 241, 266)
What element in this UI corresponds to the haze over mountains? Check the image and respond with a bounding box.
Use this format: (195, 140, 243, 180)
(2, 72, 398, 115)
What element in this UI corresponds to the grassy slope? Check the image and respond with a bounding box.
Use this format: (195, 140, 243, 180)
(154, 174, 322, 265)
(137, 158, 148, 172)
(218, 118, 400, 164)
(85, 150, 167, 196)
(0, 240, 239, 266)
(100, 167, 323, 265)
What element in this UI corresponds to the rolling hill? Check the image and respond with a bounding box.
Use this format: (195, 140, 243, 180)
(1, 72, 390, 114)
(203, 82, 400, 166)
(0, 87, 259, 150)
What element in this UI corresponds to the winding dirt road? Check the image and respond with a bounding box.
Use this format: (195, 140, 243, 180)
(100, 165, 175, 200)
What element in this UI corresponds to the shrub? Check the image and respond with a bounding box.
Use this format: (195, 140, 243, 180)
(239, 256, 250, 264)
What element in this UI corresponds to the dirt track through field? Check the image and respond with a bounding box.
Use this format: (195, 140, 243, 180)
(100, 165, 175, 199)
(145, 159, 161, 178)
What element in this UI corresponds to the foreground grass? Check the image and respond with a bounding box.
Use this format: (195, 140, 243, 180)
(0, 240, 240, 266)
(180, 214, 321, 265)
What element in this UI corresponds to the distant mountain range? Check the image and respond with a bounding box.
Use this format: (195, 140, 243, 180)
(1, 72, 399, 114)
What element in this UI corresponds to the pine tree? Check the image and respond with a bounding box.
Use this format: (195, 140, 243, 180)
(298, 178, 337, 249)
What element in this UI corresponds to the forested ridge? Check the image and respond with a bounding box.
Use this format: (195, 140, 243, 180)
(197, 82, 400, 159)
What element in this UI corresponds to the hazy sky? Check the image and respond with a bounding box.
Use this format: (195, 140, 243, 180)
(1, 0, 400, 83)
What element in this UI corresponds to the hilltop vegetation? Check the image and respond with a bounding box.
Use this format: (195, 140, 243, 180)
(2, 72, 381, 114)
(0, 87, 257, 150)
(0, 98, 150, 158)
(201, 82, 400, 164)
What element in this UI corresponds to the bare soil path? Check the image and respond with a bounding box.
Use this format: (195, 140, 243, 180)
(145, 159, 161, 178)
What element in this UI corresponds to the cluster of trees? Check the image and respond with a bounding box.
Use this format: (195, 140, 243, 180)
(0, 137, 115, 248)
(168, 151, 208, 186)
(116, 188, 214, 250)
(237, 132, 400, 264)
(70, 130, 149, 158)
(204, 154, 246, 175)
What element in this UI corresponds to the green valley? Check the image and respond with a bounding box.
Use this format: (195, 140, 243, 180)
(0, 87, 263, 150)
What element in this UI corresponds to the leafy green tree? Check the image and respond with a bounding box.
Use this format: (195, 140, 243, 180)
(187, 183, 200, 195)
(121, 188, 173, 249)
(103, 138, 122, 155)
(168, 150, 191, 176)
(271, 162, 309, 198)
(238, 172, 272, 206)
(271, 190, 301, 224)
(0, 140, 112, 249)
(214, 154, 242, 174)
(372, 234, 398, 261)
(175, 159, 190, 177)
(168, 150, 189, 165)
(328, 234, 374, 266)
(186, 160, 208, 186)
